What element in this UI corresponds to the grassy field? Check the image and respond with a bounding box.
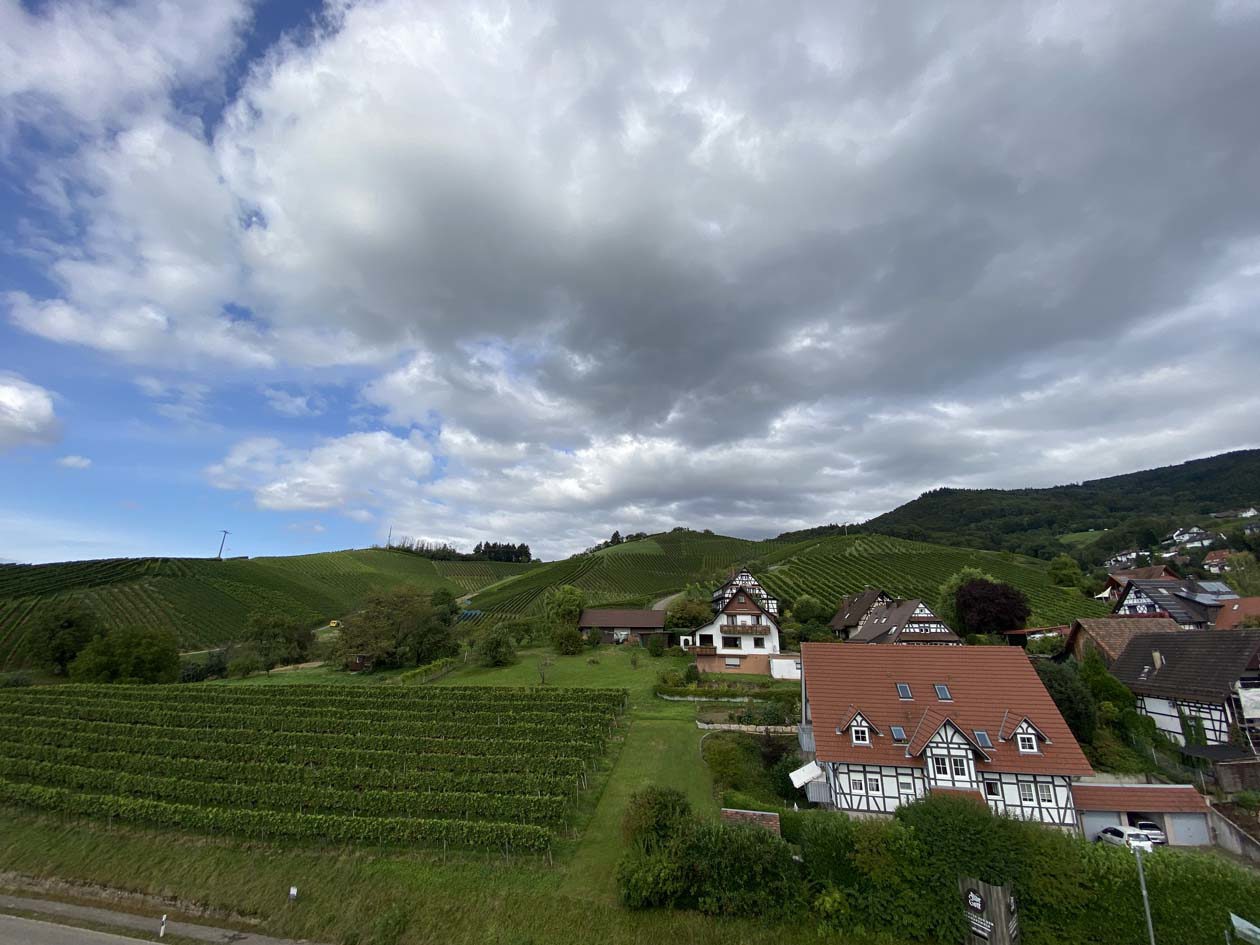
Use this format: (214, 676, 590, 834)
(0, 550, 533, 670)
(467, 530, 1108, 629)
(0, 644, 861, 945)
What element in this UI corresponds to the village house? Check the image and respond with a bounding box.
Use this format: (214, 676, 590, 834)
(1211, 507, 1258, 520)
(1061, 616, 1182, 668)
(1094, 564, 1179, 604)
(1203, 549, 1234, 574)
(1245, 523, 1260, 538)
(1104, 550, 1143, 570)
(1216, 598, 1260, 630)
(828, 588, 960, 644)
(1160, 526, 1225, 557)
(1109, 630, 1260, 753)
(793, 645, 1093, 826)
(577, 608, 669, 645)
(678, 568, 784, 674)
(1112, 577, 1239, 629)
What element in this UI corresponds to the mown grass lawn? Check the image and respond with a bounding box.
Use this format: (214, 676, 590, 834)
(0, 644, 890, 944)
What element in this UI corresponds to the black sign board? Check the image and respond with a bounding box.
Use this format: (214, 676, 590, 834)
(959, 877, 1019, 945)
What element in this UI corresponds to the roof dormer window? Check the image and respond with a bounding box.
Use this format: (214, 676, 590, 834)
(974, 730, 993, 749)
(896, 683, 912, 700)
(891, 725, 907, 743)
(851, 726, 870, 746)
(1017, 733, 1038, 754)
(934, 683, 953, 701)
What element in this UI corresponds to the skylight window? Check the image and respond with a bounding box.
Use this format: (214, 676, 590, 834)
(896, 683, 912, 700)
(934, 684, 953, 701)
(974, 730, 993, 749)
(891, 725, 907, 743)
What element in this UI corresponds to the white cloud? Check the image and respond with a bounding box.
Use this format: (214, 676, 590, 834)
(56, 454, 91, 469)
(0, 374, 59, 451)
(206, 431, 435, 514)
(263, 387, 324, 418)
(0, 0, 250, 134)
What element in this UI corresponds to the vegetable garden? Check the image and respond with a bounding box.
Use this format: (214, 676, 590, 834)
(0, 683, 626, 853)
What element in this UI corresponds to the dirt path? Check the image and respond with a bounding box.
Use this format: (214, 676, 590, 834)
(651, 591, 683, 611)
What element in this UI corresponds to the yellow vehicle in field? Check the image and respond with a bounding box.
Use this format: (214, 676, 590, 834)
(328, 619, 341, 628)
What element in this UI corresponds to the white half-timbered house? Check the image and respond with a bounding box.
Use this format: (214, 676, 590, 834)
(794, 644, 1093, 827)
(828, 589, 961, 645)
(680, 568, 784, 674)
(1110, 630, 1260, 753)
(1113, 578, 1238, 630)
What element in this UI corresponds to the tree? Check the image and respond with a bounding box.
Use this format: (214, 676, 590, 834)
(935, 568, 993, 632)
(543, 585, 585, 629)
(69, 626, 180, 684)
(790, 594, 831, 625)
(665, 597, 712, 630)
(609, 530, 623, 545)
(1226, 552, 1260, 596)
(954, 579, 1031, 634)
(553, 626, 584, 655)
(474, 624, 517, 667)
(645, 634, 667, 657)
(332, 588, 458, 670)
(1034, 660, 1097, 744)
(246, 612, 313, 671)
(1047, 554, 1084, 588)
(29, 601, 99, 674)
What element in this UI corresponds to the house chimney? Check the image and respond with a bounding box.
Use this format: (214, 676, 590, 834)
(1152, 650, 1164, 671)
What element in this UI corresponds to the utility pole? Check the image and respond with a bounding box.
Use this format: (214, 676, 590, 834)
(216, 530, 230, 560)
(1135, 847, 1156, 945)
(387, 526, 393, 549)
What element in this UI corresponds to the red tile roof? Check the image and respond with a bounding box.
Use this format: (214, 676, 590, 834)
(577, 608, 666, 629)
(801, 643, 1092, 776)
(1072, 784, 1208, 814)
(1215, 597, 1260, 630)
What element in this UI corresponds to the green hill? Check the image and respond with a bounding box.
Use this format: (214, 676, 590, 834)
(465, 530, 1106, 629)
(863, 449, 1260, 561)
(0, 551, 535, 669)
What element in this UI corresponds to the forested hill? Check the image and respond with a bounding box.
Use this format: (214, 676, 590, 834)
(863, 449, 1260, 560)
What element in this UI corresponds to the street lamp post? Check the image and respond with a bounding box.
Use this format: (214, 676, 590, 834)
(1135, 847, 1156, 945)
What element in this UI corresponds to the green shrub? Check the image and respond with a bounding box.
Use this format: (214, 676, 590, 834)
(1035, 659, 1097, 744)
(475, 625, 517, 667)
(1234, 790, 1260, 813)
(645, 634, 666, 657)
(0, 672, 32, 688)
(1080, 652, 1136, 709)
(682, 663, 700, 684)
(621, 786, 692, 852)
(552, 626, 584, 656)
(69, 626, 180, 684)
(617, 817, 802, 918)
(228, 652, 263, 678)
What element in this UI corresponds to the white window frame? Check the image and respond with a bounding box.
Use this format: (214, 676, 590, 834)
(932, 756, 949, 778)
(896, 682, 913, 700)
(851, 726, 870, 746)
(934, 684, 953, 701)
(1018, 782, 1035, 804)
(1037, 782, 1053, 804)
(898, 778, 914, 793)
(753, 637, 765, 649)
(890, 725, 907, 743)
(1017, 733, 1038, 753)
(984, 779, 1001, 798)
(722, 636, 742, 649)
(866, 776, 881, 794)
(951, 757, 967, 778)
(850, 776, 865, 794)
(724, 657, 740, 667)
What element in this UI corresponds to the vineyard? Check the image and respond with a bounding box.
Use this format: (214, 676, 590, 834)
(755, 534, 1109, 626)
(466, 530, 1106, 628)
(0, 683, 625, 853)
(0, 550, 523, 670)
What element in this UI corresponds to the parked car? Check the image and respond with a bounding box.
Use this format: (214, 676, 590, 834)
(1095, 826, 1155, 853)
(1132, 820, 1167, 845)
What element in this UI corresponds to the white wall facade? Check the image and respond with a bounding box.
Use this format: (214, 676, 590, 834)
(1137, 695, 1232, 746)
(688, 612, 781, 655)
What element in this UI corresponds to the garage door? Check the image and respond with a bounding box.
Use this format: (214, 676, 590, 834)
(1167, 812, 1210, 846)
(1081, 810, 1123, 839)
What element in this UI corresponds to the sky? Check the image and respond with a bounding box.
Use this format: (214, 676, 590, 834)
(2, 1, 1260, 565)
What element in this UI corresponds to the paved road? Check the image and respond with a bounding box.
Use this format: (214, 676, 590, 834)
(651, 591, 683, 611)
(0, 914, 148, 945)
(0, 894, 317, 945)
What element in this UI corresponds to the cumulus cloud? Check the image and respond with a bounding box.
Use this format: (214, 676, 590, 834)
(10, 1, 1260, 553)
(0, 374, 60, 451)
(206, 431, 435, 516)
(56, 455, 91, 469)
(0, 0, 249, 135)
